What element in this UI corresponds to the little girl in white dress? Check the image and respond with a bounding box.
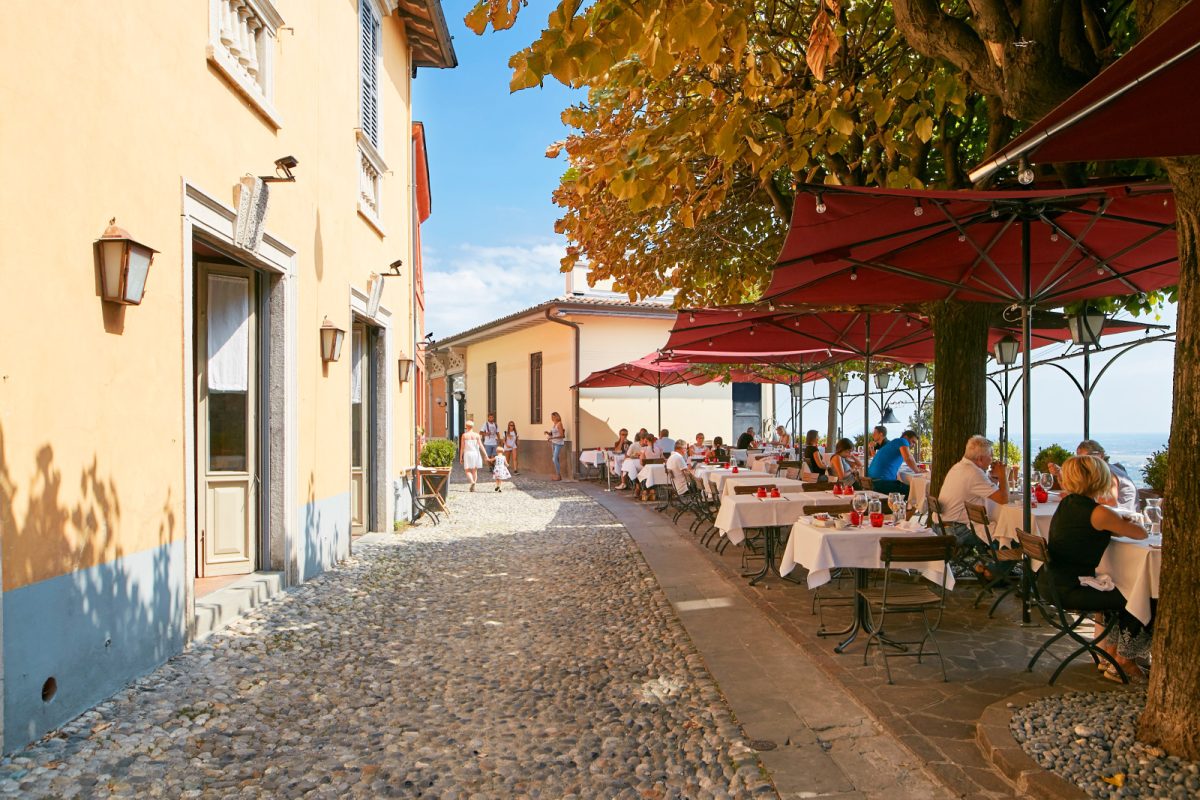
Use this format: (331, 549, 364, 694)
(490, 448, 512, 491)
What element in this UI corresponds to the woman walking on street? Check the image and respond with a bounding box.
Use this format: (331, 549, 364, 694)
(460, 419, 486, 491)
(504, 420, 520, 474)
(546, 411, 566, 481)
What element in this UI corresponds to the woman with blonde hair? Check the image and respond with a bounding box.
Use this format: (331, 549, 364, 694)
(1043, 455, 1152, 681)
(459, 419, 487, 492)
(504, 421, 520, 474)
(545, 411, 566, 481)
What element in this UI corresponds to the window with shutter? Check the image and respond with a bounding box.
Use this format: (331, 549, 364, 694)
(359, 0, 381, 148)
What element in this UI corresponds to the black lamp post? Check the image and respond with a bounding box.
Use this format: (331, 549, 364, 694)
(1067, 309, 1105, 439)
(992, 336, 1020, 464)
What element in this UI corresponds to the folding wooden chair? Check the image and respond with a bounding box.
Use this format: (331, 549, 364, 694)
(859, 536, 955, 683)
(965, 501, 1022, 616)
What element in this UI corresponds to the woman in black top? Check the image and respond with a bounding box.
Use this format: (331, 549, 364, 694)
(802, 429, 822, 474)
(1042, 456, 1150, 680)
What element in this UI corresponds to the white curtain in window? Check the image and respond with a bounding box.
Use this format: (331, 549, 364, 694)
(351, 330, 364, 403)
(207, 274, 250, 392)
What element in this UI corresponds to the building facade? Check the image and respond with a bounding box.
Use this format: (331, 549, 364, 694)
(427, 271, 776, 473)
(0, 0, 454, 751)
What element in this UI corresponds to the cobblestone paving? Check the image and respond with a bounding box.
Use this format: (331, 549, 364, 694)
(0, 479, 775, 799)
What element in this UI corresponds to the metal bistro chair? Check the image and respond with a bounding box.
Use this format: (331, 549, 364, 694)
(779, 460, 805, 481)
(730, 484, 778, 568)
(799, 502, 855, 619)
(682, 472, 716, 535)
(965, 501, 1023, 617)
(858, 536, 956, 684)
(928, 496, 983, 581)
(1017, 530, 1129, 685)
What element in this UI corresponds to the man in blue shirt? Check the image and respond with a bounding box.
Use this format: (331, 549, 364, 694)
(866, 429, 923, 496)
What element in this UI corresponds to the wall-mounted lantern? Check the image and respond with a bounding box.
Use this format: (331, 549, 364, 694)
(911, 362, 928, 385)
(320, 317, 345, 362)
(397, 355, 413, 383)
(836, 376, 850, 394)
(95, 219, 157, 305)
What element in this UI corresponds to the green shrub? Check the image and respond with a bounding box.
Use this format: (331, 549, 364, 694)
(1143, 445, 1168, 494)
(992, 439, 1021, 464)
(419, 438, 456, 468)
(1033, 444, 1072, 473)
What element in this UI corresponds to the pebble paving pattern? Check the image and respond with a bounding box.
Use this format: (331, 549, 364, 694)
(0, 479, 775, 799)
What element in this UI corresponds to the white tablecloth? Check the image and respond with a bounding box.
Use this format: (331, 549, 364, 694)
(730, 449, 749, 465)
(748, 450, 794, 472)
(903, 472, 930, 512)
(1098, 537, 1161, 625)
(579, 450, 606, 467)
(620, 457, 643, 481)
(694, 467, 769, 495)
(636, 464, 668, 487)
(780, 519, 956, 590)
(714, 491, 883, 545)
(988, 500, 1056, 544)
(720, 477, 808, 497)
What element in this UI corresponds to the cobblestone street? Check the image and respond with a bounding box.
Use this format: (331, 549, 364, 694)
(0, 479, 776, 799)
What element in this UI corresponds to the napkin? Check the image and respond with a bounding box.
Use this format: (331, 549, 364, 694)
(1080, 574, 1116, 591)
(894, 519, 928, 532)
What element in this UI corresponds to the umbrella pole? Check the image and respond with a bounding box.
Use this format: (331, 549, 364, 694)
(797, 373, 804, 447)
(864, 316, 872, 471)
(1083, 346, 1091, 440)
(657, 385, 662, 434)
(1020, 218, 1034, 626)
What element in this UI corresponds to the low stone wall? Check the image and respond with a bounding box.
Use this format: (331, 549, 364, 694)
(512, 439, 575, 478)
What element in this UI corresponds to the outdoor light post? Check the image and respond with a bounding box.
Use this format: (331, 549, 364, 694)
(992, 335, 1020, 464)
(835, 375, 851, 441)
(1067, 309, 1105, 439)
(789, 380, 804, 443)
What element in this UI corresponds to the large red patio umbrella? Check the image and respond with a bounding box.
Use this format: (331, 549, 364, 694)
(764, 182, 1178, 545)
(573, 353, 711, 432)
(970, 2, 1200, 183)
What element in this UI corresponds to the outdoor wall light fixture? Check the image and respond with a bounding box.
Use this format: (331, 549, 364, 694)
(319, 317, 345, 362)
(874, 372, 891, 391)
(261, 155, 298, 183)
(911, 362, 928, 385)
(1067, 309, 1105, 347)
(789, 383, 803, 400)
(992, 335, 1020, 366)
(397, 356, 414, 383)
(95, 218, 157, 305)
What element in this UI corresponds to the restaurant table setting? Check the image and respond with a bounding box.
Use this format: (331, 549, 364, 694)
(748, 449, 795, 472)
(719, 476, 808, 497)
(694, 466, 770, 495)
(900, 469, 930, 512)
(578, 449, 607, 467)
(714, 489, 885, 545)
(635, 463, 669, 487)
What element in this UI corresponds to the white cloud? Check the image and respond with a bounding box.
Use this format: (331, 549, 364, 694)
(423, 241, 569, 339)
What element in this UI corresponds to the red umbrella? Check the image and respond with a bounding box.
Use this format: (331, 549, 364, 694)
(573, 353, 711, 431)
(970, 2, 1200, 182)
(765, 182, 1178, 543)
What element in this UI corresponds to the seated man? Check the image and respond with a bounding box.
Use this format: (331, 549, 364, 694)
(618, 436, 646, 490)
(936, 435, 1009, 554)
(1047, 440, 1138, 510)
(666, 441, 693, 497)
(867, 425, 888, 459)
(735, 427, 755, 450)
(657, 429, 676, 457)
(866, 429, 923, 496)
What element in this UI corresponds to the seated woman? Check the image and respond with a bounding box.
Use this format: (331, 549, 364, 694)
(802, 429, 823, 474)
(825, 438, 862, 487)
(773, 425, 791, 448)
(711, 435, 728, 463)
(1043, 455, 1152, 681)
(617, 436, 646, 490)
(688, 432, 708, 460)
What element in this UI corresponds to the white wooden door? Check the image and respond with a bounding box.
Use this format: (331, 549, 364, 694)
(197, 265, 257, 577)
(350, 325, 368, 533)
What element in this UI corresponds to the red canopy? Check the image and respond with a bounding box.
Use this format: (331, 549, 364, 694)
(971, 3, 1200, 182)
(573, 353, 709, 390)
(766, 184, 1177, 307)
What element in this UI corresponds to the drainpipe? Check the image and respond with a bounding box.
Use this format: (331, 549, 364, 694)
(545, 306, 580, 477)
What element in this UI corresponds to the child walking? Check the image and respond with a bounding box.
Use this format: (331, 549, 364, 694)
(489, 445, 512, 492)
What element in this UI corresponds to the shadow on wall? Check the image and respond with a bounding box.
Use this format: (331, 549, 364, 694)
(0, 423, 184, 751)
(301, 473, 347, 583)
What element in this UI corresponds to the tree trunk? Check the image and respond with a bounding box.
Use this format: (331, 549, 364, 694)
(826, 376, 839, 449)
(1136, 156, 1200, 760)
(926, 300, 990, 493)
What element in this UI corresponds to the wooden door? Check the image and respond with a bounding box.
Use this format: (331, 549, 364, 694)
(350, 324, 369, 533)
(197, 264, 257, 576)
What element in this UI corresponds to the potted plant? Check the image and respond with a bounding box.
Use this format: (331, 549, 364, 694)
(419, 438, 456, 504)
(1142, 445, 1168, 496)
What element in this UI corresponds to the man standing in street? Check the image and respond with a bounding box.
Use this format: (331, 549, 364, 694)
(482, 413, 500, 472)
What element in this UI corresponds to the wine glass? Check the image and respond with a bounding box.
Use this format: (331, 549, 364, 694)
(888, 492, 903, 514)
(852, 491, 868, 523)
(1039, 472, 1054, 492)
(893, 499, 907, 523)
(1143, 500, 1163, 534)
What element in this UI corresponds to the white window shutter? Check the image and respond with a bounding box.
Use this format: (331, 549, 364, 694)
(360, 0, 380, 147)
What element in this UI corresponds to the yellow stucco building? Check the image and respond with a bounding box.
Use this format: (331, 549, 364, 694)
(428, 270, 777, 474)
(0, 0, 454, 751)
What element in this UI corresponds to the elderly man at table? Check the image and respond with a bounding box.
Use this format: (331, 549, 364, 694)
(866, 429, 923, 496)
(736, 427, 755, 450)
(665, 441, 694, 497)
(935, 435, 1009, 553)
(1048, 440, 1137, 511)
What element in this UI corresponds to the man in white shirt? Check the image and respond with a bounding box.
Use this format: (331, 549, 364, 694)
(665, 441, 692, 496)
(618, 437, 646, 490)
(657, 429, 676, 458)
(936, 435, 1009, 551)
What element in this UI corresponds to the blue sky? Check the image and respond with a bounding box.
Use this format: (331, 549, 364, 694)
(413, 1, 1177, 436)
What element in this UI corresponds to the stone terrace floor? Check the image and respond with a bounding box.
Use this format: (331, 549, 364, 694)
(580, 478, 1134, 799)
(0, 474, 952, 800)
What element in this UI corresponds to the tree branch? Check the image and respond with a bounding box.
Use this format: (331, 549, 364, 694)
(891, 0, 1004, 96)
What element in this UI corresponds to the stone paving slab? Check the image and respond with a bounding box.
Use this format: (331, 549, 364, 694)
(0, 478, 775, 799)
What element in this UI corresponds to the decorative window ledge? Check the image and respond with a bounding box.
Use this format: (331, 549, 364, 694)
(357, 130, 388, 236)
(208, 0, 284, 129)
